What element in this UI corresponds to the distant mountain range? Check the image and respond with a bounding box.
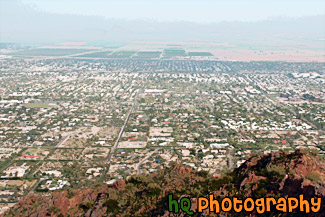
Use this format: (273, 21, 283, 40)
(1, 0, 324, 46)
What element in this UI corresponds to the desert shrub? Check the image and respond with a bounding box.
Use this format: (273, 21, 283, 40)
(147, 183, 161, 196)
(306, 171, 322, 184)
(267, 165, 286, 177)
(104, 199, 119, 213)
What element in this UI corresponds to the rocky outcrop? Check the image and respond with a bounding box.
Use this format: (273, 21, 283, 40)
(4, 150, 325, 216)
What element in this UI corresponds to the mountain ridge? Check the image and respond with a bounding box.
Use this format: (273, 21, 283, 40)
(4, 149, 325, 216)
(1, 1, 324, 43)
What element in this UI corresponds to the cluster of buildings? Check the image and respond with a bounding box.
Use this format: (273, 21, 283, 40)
(0, 57, 324, 213)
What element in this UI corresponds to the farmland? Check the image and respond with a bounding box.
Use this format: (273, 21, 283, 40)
(132, 51, 162, 59)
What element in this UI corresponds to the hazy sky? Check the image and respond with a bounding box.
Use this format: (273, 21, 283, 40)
(19, 0, 325, 23)
(0, 0, 324, 43)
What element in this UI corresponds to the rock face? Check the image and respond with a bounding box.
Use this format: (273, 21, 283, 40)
(4, 150, 325, 217)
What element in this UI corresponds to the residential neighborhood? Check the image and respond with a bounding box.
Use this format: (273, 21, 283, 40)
(0, 56, 324, 213)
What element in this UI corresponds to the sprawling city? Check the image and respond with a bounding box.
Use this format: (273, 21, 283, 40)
(1, 0, 324, 216)
(0, 45, 324, 214)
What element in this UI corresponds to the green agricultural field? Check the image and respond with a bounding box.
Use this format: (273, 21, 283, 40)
(132, 51, 162, 59)
(75, 51, 113, 58)
(188, 52, 213, 56)
(163, 49, 187, 58)
(11, 49, 95, 57)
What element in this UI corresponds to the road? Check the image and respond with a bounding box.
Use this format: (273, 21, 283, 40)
(56, 128, 87, 148)
(136, 148, 161, 174)
(27, 179, 42, 196)
(56, 134, 72, 147)
(258, 84, 319, 130)
(107, 90, 140, 163)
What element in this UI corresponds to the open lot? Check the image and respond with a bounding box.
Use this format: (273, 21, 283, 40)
(81, 147, 110, 160)
(48, 149, 83, 160)
(60, 137, 88, 148)
(149, 127, 173, 137)
(23, 103, 55, 109)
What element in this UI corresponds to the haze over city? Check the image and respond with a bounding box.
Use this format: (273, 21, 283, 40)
(1, 0, 324, 44)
